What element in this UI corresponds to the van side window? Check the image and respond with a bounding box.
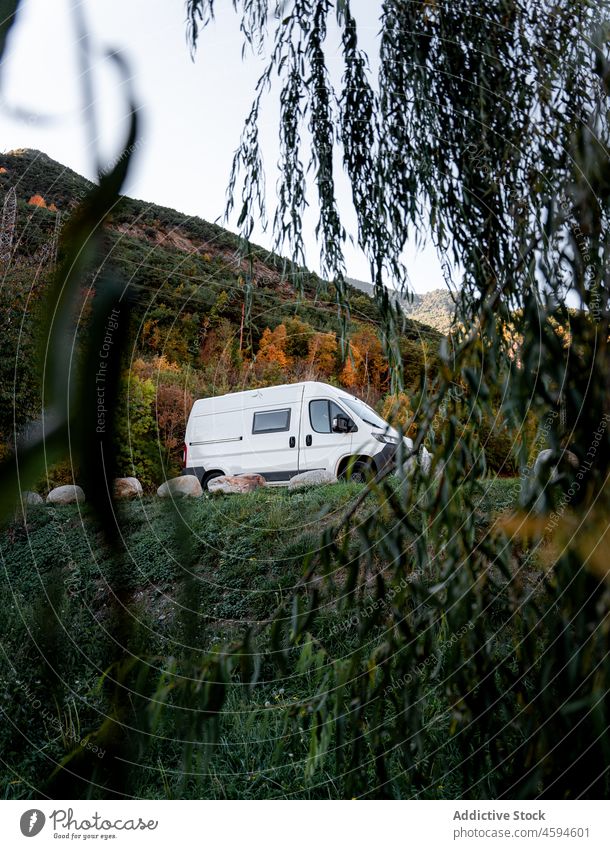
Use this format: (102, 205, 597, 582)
(309, 400, 354, 433)
(309, 400, 330, 432)
(252, 408, 291, 434)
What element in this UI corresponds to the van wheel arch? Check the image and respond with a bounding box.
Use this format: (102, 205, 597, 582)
(337, 455, 374, 482)
(201, 470, 225, 491)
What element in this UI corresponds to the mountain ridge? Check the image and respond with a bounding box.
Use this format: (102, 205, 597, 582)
(346, 276, 456, 334)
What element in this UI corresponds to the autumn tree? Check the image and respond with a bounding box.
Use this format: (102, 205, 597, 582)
(339, 340, 362, 389)
(256, 323, 292, 370)
(380, 391, 416, 438)
(339, 326, 387, 392)
(307, 330, 337, 379)
(156, 383, 194, 475)
(199, 318, 241, 393)
(283, 316, 315, 359)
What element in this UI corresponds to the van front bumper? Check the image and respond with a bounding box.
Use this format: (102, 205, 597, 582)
(374, 442, 397, 475)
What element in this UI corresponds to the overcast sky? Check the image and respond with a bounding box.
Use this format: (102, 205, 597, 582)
(1, 0, 446, 292)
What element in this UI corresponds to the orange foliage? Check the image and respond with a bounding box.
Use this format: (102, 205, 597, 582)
(132, 355, 181, 379)
(257, 324, 292, 369)
(156, 384, 194, 452)
(355, 327, 387, 388)
(200, 319, 237, 364)
(381, 391, 416, 437)
(28, 194, 47, 208)
(340, 343, 362, 388)
(307, 331, 337, 377)
(142, 319, 162, 352)
(339, 327, 388, 391)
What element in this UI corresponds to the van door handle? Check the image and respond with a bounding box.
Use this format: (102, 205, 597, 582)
(305, 434, 312, 446)
(289, 436, 295, 448)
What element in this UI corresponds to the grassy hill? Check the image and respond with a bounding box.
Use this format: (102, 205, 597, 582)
(1, 149, 440, 341)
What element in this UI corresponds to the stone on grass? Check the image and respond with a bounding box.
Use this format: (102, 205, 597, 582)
(46, 485, 86, 505)
(207, 474, 266, 494)
(288, 470, 337, 489)
(533, 448, 578, 483)
(113, 477, 143, 500)
(22, 491, 43, 505)
(157, 475, 202, 498)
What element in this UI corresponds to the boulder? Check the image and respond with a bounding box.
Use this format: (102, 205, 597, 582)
(402, 437, 418, 475)
(113, 477, 143, 500)
(402, 442, 435, 478)
(207, 473, 266, 494)
(533, 448, 578, 483)
(157, 475, 202, 498)
(288, 470, 337, 489)
(22, 491, 43, 505)
(419, 445, 433, 477)
(46, 485, 85, 505)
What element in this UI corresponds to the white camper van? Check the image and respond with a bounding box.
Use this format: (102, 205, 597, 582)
(182, 381, 402, 489)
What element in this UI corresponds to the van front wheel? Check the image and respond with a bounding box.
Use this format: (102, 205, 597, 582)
(342, 459, 371, 484)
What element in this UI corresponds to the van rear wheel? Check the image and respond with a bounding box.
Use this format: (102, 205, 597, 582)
(202, 471, 224, 491)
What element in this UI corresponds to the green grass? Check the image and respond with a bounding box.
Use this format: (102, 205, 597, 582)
(0, 477, 518, 799)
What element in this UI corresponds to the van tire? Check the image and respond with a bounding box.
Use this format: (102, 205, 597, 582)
(201, 471, 224, 491)
(342, 459, 371, 484)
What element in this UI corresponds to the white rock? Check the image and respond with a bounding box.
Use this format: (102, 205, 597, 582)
(157, 475, 202, 498)
(401, 437, 418, 474)
(533, 448, 578, 483)
(419, 445, 433, 477)
(22, 491, 43, 505)
(208, 473, 266, 494)
(401, 441, 435, 478)
(288, 470, 337, 489)
(113, 477, 143, 500)
(46, 485, 86, 505)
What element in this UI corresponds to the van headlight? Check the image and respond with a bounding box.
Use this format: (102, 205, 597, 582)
(372, 433, 399, 444)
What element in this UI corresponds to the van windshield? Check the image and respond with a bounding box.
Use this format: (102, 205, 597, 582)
(342, 397, 390, 430)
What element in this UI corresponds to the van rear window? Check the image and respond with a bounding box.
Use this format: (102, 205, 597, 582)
(252, 409, 291, 433)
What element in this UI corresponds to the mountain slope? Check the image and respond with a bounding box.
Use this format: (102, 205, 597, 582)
(2, 150, 441, 340)
(346, 276, 456, 334)
(402, 289, 456, 334)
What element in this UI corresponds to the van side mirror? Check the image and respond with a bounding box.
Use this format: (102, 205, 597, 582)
(332, 415, 353, 434)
